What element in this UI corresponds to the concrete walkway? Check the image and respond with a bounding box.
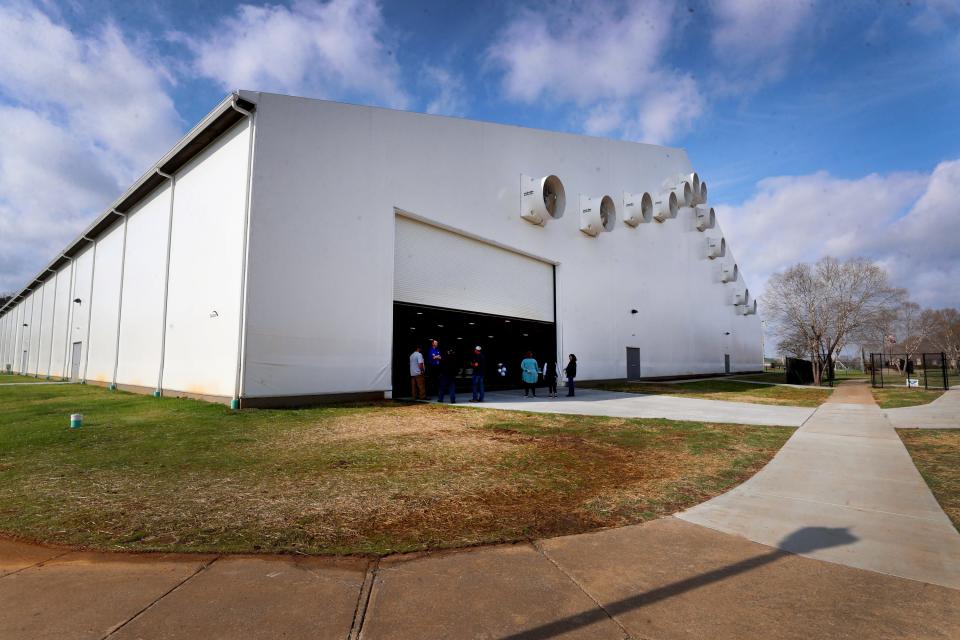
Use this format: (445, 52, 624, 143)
(679, 381, 960, 589)
(3, 517, 958, 640)
(885, 388, 960, 429)
(458, 388, 814, 427)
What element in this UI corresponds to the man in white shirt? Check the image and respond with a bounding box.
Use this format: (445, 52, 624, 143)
(409, 346, 426, 400)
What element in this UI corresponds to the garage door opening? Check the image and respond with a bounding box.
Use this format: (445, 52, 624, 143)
(392, 302, 556, 397)
(393, 216, 557, 398)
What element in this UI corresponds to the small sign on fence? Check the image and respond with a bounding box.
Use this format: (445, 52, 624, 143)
(906, 378, 919, 387)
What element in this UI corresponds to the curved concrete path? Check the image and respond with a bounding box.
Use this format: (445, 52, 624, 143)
(885, 388, 960, 429)
(461, 388, 814, 427)
(679, 381, 960, 589)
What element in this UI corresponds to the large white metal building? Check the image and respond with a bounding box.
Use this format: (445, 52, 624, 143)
(0, 91, 761, 407)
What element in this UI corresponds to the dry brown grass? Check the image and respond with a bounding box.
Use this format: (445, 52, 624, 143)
(898, 429, 960, 530)
(0, 384, 792, 555)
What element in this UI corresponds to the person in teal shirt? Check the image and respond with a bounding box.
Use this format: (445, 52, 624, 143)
(520, 351, 539, 398)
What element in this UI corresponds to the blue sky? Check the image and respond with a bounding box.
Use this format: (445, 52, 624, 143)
(1, 0, 959, 308)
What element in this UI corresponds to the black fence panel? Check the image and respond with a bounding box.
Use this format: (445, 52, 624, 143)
(869, 352, 949, 390)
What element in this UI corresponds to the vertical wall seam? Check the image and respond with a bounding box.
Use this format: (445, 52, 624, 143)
(232, 103, 257, 405)
(111, 213, 129, 388)
(156, 174, 176, 395)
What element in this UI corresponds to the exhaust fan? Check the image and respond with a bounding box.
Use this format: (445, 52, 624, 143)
(579, 194, 617, 236)
(721, 262, 738, 283)
(653, 191, 678, 222)
(521, 174, 566, 226)
(686, 172, 701, 202)
(695, 206, 716, 231)
(672, 181, 693, 207)
(707, 236, 726, 259)
(622, 191, 653, 226)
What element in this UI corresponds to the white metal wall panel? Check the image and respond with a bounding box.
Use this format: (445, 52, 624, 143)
(69, 245, 94, 377)
(394, 217, 554, 322)
(116, 186, 171, 389)
(37, 278, 57, 377)
(85, 223, 124, 383)
(161, 119, 249, 398)
(27, 292, 40, 374)
(49, 265, 72, 378)
(244, 94, 762, 397)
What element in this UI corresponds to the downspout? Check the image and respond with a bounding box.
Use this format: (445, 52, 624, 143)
(230, 97, 257, 410)
(110, 211, 129, 390)
(155, 170, 176, 397)
(61, 257, 75, 379)
(81, 237, 97, 383)
(44, 267, 58, 379)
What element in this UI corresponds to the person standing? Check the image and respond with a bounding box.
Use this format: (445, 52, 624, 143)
(409, 345, 426, 400)
(543, 359, 558, 397)
(521, 351, 539, 397)
(427, 339, 441, 394)
(564, 354, 578, 397)
(438, 347, 459, 403)
(470, 346, 485, 402)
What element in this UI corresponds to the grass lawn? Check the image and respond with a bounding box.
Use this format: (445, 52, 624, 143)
(898, 430, 960, 531)
(871, 387, 945, 409)
(731, 370, 868, 385)
(0, 374, 64, 384)
(0, 384, 792, 556)
(588, 379, 832, 407)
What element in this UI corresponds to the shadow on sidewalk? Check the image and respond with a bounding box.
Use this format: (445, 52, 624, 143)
(501, 526, 858, 640)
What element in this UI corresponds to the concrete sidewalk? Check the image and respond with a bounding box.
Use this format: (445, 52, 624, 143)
(885, 388, 960, 429)
(3, 517, 958, 640)
(679, 381, 960, 589)
(455, 388, 814, 427)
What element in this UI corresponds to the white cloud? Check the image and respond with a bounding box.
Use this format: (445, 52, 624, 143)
(718, 161, 960, 309)
(0, 2, 184, 293)
(709, 0, 818, 88)
(487, 0, 702, 144)
(423, 66, 467, 117)
(181, 0, 409, 109)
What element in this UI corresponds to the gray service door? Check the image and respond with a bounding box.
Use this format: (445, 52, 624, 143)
(724, 354, 731, 374)
(70, 342, 82, 381)
(626, 347, 642, 380)
(21, 350, 28, 374)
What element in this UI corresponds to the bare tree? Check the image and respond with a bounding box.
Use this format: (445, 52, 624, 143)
(925, 308, 960, 371)
(895, 302, 933, 367)
(764, 257, 904, 386)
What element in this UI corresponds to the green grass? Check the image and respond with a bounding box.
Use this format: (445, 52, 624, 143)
(0, 383, 792, 556)
(588, 379, 832, 407)
(0, 374, 64, 384)
(898, 430, 960, 530)
(871, 386, 945, 409)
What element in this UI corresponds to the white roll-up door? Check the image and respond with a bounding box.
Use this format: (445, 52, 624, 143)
(394, 216, 554, 322)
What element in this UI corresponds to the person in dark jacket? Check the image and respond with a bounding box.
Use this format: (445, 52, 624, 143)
(564, 354, 578, 397)
(543, 359, 559, 397)
(470, 346, 485, 402)
(438, 348, 459, 403)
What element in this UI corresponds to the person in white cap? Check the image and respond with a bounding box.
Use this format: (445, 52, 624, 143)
(470, 345, 485, 402)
